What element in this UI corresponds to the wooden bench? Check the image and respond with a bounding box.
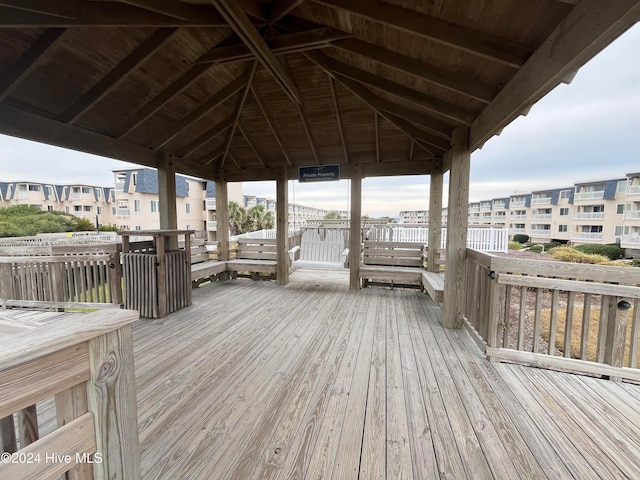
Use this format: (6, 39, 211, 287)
(188, 239, 227, 287)
(226, 238, 278, 279)
(422, 271, 445, 303)
(359, 241, 426, 288)
(290, 230, 348, 269)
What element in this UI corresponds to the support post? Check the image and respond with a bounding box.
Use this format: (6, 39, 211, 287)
(215, 179, 230, 262)
(157, 152, 178, 250)
(349, 164, 362, 290)
(443, 128, 470, 329)
(276, 167, 289, 285)
(427, 163, 444, 272)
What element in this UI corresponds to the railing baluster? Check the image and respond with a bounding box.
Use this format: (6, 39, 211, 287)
(564, 291, 576, 358)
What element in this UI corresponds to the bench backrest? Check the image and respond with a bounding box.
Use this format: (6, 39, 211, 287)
(236, 238, 277, 261)
(299, 230, 345, 262)
(362, 241, 425, 267)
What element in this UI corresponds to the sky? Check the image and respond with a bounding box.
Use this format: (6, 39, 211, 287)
(1, 23, 639, 218)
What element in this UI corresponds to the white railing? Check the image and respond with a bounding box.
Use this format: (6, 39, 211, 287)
(117, 207, 130, 217)
(369, 226, 508, 253)
(114, 181, 125, 192)
(480, 204, 492, 211)
(468, 206, 480, 212)
(573, 212, 605, 220)
(509, 228, 526, 234)
(574, 191, 605, 201)
(571, 232, 603, 241)
(510, 200, 526, 207)
(492, 215, 506, 222)
(626, 185, 640, 195)
(207, 220, 217, 231)
(620, 234, 640, 245)
(623, 210, 640, 220)
(531, 197, 552, 205)
(493, 202, 506, 209)
(510, 214, 527, 221)
(206, 198, 216, 209)
(530, 229, 551, 237)
(531, 214, 552, 221)
(71, 193, 82, 201)
(230, 228, 301, 241)
(0, 232, 120, 246)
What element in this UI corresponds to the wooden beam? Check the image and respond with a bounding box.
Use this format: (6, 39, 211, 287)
(150, 75, 246, 149)
(250, 83, 293, 166)
(0, 0, 77, 18)
(333, 39, 496, 103)
(470, 0, 640, 150)
(220, 61, 258, 168)
(196, 27, 350, 64)
(316, 54, 473, 124)
(214, 0, 301, 104)
(237, 0, 268, 22)
(349, 164, 362, 290)
(61, 28, 177, 124)
(176, 115, 234, 159)
(374, 112, 380, 162)
(427, 165, 444, 272)
(215, 180, 230, 260)
(0, 28, 66, 101)
(276, 167, 289, 285)
(0, 103, 158, 168)
(269, 0, 307, 24)
(238, 122, 268, 167)
(0, 2, 226, 26)
(329, 78, 349, 163)
(117, 0, 191, 20)
(157, 152, 178, 233)
(293, 100, 320, 164)
(314, 0, 530, 67)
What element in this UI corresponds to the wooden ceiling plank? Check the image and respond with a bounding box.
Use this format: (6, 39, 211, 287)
(150, 75, 246, 149)
(250, 84, 292, 166)
(269, 0, 307, 24)
(385, 113, 448, 151)
(220, 61, 258, 168)
(176, 114, 234, 159)
(0, 28, 66, 102)
(319, 55, 473, 125)
(201, 146, 225, 167)
(196, 27, 351, 64)
(334, 39, 496, 103)
(329, 78, 349, 164)
(313, 0, 530, 67)
(374, 112, 380, 162)
(0, 0, 78, 19)
(214, 0, 301, 104)
(0, 3, 226, 27)
(61, 28, 177, 124)
(470, 0, 640, 150)
(237, 0, 268, 22)
(117, 0, 192, 21)
(408, 140, 415, 162)
(238, 122, 267, 167)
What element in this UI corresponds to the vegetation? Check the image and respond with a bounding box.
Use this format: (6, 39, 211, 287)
(508, 241, 523, 250)
(512, 234, 529, 244)
(0, 205, 97, 237)
(574, 243, 624, 261)
(528, 244, 543, 253)
(324, 211, 341, 219)
(632, 259, 640, 268)
(547, 246, 610, 264)
(227, 202, 274, 236)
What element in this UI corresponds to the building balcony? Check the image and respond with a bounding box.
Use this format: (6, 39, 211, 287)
(493, 202, 506, 209)
(480, 205, 492, 211)
(71, 193, 83, 201)
(620, 234, 640, 246)
(571, 232, 603, 242)
(530, 229, 551, 237)
(531, 197, 552, 205)
(510, 200, 526, 207)
(509, 215, 527, 221)
(206, 198, 216, 210)
(206, 220, 217, 231)
(574, 191, 605, 201)
(492, 215, 506, 222)
(623, 210, 640, 220)
(468, 206, 480, 212)
(509, 228, 526, 234)
(573, 212, 605, 220)
(530, 214, 552, 221)
(116, 208, 130, 217)
(626, 185, 640, 196)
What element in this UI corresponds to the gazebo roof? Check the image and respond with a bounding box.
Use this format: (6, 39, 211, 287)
(0, 1, 638, 181)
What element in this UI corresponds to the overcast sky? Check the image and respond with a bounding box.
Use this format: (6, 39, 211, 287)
(1, 23, 638, 218)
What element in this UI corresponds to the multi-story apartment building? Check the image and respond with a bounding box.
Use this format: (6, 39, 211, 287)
(621, 172, 640, 253)
(399, 210, 429, 224)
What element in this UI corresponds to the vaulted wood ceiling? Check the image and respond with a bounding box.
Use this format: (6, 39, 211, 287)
(0, 1, 638, 182)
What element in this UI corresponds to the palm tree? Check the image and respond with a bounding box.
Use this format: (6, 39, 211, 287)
(228, 201, 246, 236)
(244, 205, 274, 232)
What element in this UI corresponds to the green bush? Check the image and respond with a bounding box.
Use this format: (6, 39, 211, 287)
(508, 241, 523, 250)
(548, 246, 610, 264)
(632, 259, 640, 268)
(513, 234, 529, 244)
(574, 243, 623, 261)
(528, 245, 543, 253)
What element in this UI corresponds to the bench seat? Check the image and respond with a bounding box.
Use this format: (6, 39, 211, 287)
(422, 271, 445, 303)
(360, 265, 423, 287)
(226, 259, 277, 275)
(191, 260, 228, 282)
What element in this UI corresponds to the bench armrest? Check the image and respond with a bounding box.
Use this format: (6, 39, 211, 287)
(289, 245, 301, 262)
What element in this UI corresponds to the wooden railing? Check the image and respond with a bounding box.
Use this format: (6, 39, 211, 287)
(463, 250, 640, 382)
(0, 309, 140, 479)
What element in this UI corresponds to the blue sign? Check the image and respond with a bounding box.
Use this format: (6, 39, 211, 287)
(299, 165, 340, 183)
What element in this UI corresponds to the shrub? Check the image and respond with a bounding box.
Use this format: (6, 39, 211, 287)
(508, 241, 523, 250)
(574, 243, 623, 261)
(632, 259, 640, 268)
(548, 246, 609, 264)
(513, 234, 529, 244)
(543, 242, 561, 251)
(528, 245, 543, 253)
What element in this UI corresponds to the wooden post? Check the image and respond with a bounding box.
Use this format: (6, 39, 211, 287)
(86, 324, 141, 480)
(604, 298, 631, 374)
(443, 128, 470, 329)
(0, 415, 17, 453)
(276, 167, 289, 285)
(16, 405, 38, 447)
(427, 163, 444, 272)
(215, 179, 230, 262)
(109, 244, 123, 305)
(349, 164, 362, 290)
(55, 384, 92, 479)
(157, 152, 178, 250)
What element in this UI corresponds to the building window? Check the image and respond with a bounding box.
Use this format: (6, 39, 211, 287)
(134, 200, 141, 213)
(47, 205, 54, 212)
(74, 206, 82, 212)
(65, 206, 70, 213)
(559, 208, 569, 216)
(82, 187, 91, 194)
(186, 224, 191, 230)
(45, 185, 54, 196)
(28, 185, 41, 192)
(185, 203, 191, 214)
(560, 189, 571, 199)
(135, 225, 142, 231)
(83, 206, 92, 212)
(96, 189, 102, 198)
(558, 225, 568, 232)
(97, 206, 102, 215)
(618, 181, 627, 193)
(112, 207, 116, 215)
(150, 200, 158, 213)
(131, 173, 137, 185)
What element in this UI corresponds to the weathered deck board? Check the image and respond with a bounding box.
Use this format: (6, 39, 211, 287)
(14, 269, 638, 479)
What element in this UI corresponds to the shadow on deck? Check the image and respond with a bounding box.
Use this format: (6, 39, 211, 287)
(133, 269, 640, 479)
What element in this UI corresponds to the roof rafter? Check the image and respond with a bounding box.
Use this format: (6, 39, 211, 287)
(150, 75, 247, 149)
(329, 78, 349, 164)
(0, 0, 77, 18)
(0, 28, 66, 102)
(470, 0, 640, 149)
(333, 39, 496, 103)
(374, 112, 380, 162)
(269, 0, 307, 24)
(220, 61, 258, 168)
(176, 114, 234, 159)
(117, 0, 192, 20)
(250, 83, 293, 166)
(61, 28, 177, 124)
(214, 0, 301, 104)
(313, 0, 530, 67)
(238, 122, 268, 167)
(196, 27, 350, 64)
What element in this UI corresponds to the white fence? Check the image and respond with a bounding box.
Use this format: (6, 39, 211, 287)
(0, 231, 120, 246)
(368, 226, 508, 253)
(230, 228, 301, 241)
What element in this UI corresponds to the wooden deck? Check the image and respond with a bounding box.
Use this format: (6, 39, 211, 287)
(125, 269, 639, 479)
